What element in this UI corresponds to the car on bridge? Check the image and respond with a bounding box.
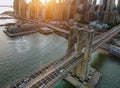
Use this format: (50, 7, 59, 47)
(39, 84, 45, 88)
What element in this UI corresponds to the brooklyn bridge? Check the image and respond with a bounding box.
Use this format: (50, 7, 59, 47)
(4, 0, 120, 88)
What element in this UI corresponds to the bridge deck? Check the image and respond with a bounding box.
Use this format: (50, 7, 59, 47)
(6, 16, 120, 88)
(26, 52, 78, 88)
(93, 25, 120, 51)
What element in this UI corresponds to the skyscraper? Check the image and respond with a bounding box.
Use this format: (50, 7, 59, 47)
(99, 0, 103, 5)
(110, 0, 116, 11)
(117, 0, 120, 13)
(117, 0, 120, 8)
(106, 0, 115, 11)
(18, 0, 26, 17)
(88, 0, 93, 5)
(103, 0, 108, 10)
(13, 0, 19, 16)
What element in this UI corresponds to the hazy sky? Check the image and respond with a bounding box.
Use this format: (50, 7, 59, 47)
(0, 0, 13, 5)
(0, 0, 118, 5)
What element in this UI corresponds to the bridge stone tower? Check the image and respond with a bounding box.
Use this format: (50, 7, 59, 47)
(67, 27, 94, 81)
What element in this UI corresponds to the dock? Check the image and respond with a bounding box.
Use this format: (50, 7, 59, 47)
(9, 15, 70, 38)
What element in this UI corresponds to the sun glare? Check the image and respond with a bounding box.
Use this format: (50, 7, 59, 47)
(46, 0, 50, 3)
(56, 0, 59, 3)
(40, 0, 46, 5)
(26, 0, 61, 5)
(26, 0, 31, 4)
(26, 0, 119, 5)
(40, 0, 51, 4)
(26, 0, 50, 4)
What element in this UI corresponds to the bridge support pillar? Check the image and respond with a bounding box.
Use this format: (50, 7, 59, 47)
(65, 28, 101, 88)
(67, 27, 78, 55)
(68, 28, 94, 81)
(81, 30, 94, 80)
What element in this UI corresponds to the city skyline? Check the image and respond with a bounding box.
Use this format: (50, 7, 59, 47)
(0, 0, 119, 5)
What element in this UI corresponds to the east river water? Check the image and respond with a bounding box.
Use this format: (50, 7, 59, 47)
(0, 7, 120, 88)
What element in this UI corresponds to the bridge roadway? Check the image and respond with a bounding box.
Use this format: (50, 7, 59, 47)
(6, 16, 120, 88)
